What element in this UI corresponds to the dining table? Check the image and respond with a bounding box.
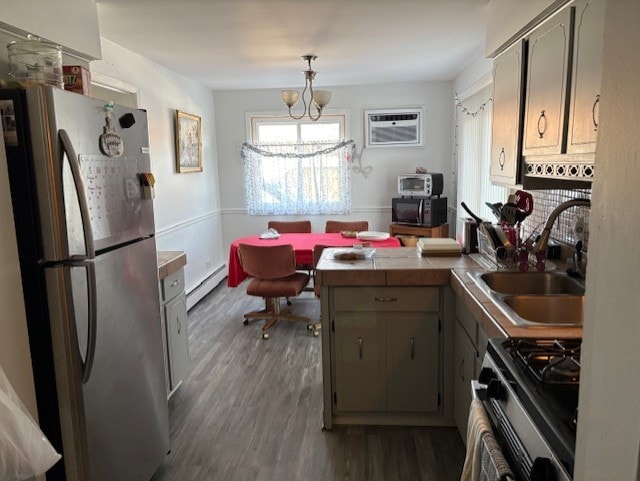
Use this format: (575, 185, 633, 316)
(227, 232, 401, 287)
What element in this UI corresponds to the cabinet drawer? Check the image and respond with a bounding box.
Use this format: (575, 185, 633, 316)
(161, 268, 185, 302)
(333, 287, 439, 312)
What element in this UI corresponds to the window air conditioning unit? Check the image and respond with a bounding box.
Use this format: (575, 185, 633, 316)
(364, 107, 425, 148)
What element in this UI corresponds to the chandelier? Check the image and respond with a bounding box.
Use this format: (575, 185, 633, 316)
(281, 54, 332, 122)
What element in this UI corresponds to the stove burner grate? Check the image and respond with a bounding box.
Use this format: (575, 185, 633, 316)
(509, 339, 582, 384)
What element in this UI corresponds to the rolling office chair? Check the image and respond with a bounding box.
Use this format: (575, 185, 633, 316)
(237, 243, 311, 340)
(324, 220, 369, 233)
(267, 220, 313, 292)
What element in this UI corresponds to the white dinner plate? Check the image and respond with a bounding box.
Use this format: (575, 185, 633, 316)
(356, 231, 390, 241)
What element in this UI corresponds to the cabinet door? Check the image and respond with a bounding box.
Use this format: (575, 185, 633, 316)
(453, 320, 477, 443)
(386, 313, 439, 412)
(523, 6, 574, 156)
(491, 39, 526, 186)
(566, 0, 605, 154)
(334, 313, 386, 412)
(165, 293, 190, 390)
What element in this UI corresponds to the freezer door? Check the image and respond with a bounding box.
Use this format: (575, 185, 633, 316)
(25, 85, 155, 260)
(46, 237, 169, 481)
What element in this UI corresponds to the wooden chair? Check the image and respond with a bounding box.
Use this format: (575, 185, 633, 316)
(237, 243, 311, 340)
(267, 220, 312, 233)
(324, 220, 369, 233)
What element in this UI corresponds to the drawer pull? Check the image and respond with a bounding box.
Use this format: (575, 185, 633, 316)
(459, 358, 465, 381)
(410, 337, 415, 360)
(498, 148, 505, 171)
(171, 279, 180, 287)
(358, 337, 363, 360)
(374, 297, 397, 303)
(176, 317, 182, 335)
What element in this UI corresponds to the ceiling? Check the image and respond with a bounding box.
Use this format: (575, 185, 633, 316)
(95, 0, 489, 91)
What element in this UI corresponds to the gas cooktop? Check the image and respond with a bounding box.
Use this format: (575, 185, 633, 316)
(487, 338, 581, 477)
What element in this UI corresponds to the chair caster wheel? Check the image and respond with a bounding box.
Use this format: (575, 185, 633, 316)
(243, 319, 249, 325)
(306, 323, 313, 331)
(287, 299, 292, 306)
(262, 332, 269, 340)
(313, 330, 320, 337)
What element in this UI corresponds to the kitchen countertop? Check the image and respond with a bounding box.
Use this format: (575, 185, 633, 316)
(317, 247, 583, 339)
(157, 250, 187, 280)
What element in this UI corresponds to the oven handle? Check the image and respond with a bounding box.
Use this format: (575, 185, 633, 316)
(471, 380, 485, 400)
(467, 383, 516, 481)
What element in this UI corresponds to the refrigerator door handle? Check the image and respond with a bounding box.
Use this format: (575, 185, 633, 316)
(59, 129, 96, 259)
(81, 261, 98, 383)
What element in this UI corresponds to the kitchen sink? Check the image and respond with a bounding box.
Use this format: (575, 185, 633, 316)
(467, 270, 585, 327)
(476, 271, 585, 295)
(503, 295, 584, 326)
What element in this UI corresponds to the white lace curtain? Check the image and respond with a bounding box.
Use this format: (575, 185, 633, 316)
(241, 140, 355, 215)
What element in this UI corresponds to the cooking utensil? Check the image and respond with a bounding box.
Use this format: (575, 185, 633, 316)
(501, 202, 519, 225)
(514, 190, 534, 216)
(460, 201, 483, 226)
(462, 202, 502, 250)
(485, 202, 503, 221)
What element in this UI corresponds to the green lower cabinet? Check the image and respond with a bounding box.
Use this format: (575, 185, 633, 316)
(334, 312, 439, 413)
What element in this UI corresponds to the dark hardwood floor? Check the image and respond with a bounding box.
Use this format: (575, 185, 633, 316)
(151, 280, 465, 481)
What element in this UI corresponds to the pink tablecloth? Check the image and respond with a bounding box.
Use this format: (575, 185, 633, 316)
(228, 232, 401, 287)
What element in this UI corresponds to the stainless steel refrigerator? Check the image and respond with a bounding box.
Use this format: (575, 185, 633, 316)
(1, 86, 169, 481)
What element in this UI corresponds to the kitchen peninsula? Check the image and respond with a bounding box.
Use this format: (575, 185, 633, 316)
(316, 247, 583, 432)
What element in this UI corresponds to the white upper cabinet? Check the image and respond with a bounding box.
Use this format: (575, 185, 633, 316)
(523, 6, 574, 157)
(490, 40, 526, 186)
(0, 0, 101, 60)
(566, 0, 606, 154)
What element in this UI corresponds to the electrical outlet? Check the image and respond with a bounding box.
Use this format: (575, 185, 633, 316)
(573, 216, 587, 241)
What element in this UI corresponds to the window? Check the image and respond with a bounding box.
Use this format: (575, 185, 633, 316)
(242, 113, 352, 215)
(455, 84, 507, 233)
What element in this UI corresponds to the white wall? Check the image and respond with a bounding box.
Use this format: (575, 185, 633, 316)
(213, 81, 454, 250)
(91, 39, 226, 308)
(574, 1, 640, 478)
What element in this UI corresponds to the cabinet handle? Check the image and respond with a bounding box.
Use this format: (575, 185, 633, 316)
(176, 316, 182, 335)
(537, 110, 547, 138)
(592, 94, 600, 131)
(358, 337, 363, 360)
(498, 148, 506, 171)
(459, 358, 465, 381)
(374, 297, 397, 303)
(171, 279, 180, 287)
(410, 337, 415, 360)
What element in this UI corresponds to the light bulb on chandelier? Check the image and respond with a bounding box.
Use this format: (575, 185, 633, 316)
(281, 54, 332, 121)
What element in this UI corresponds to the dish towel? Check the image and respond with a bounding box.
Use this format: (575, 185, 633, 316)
(480, 430, 514, 481)
(460, 398, 493, 481)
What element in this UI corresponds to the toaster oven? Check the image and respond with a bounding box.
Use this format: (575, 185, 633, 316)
(397, 173, 444, 197)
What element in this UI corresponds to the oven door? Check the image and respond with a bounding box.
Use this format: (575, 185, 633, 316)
(472, 358, 572, 481)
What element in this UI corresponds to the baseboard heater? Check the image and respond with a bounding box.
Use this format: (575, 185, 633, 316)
(186, 264, 226, 310)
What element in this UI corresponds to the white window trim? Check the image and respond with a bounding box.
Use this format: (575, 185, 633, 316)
(245, 109, 351, 142)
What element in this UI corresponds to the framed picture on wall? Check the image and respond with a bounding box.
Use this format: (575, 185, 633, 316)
(175, 110, 203, 173)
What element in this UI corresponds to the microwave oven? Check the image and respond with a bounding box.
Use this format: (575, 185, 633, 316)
(391, 196, 447, 227)
(398, 173, 443, 197)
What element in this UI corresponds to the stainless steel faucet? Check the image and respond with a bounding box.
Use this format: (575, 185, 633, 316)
(534, 198, 591, 275)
